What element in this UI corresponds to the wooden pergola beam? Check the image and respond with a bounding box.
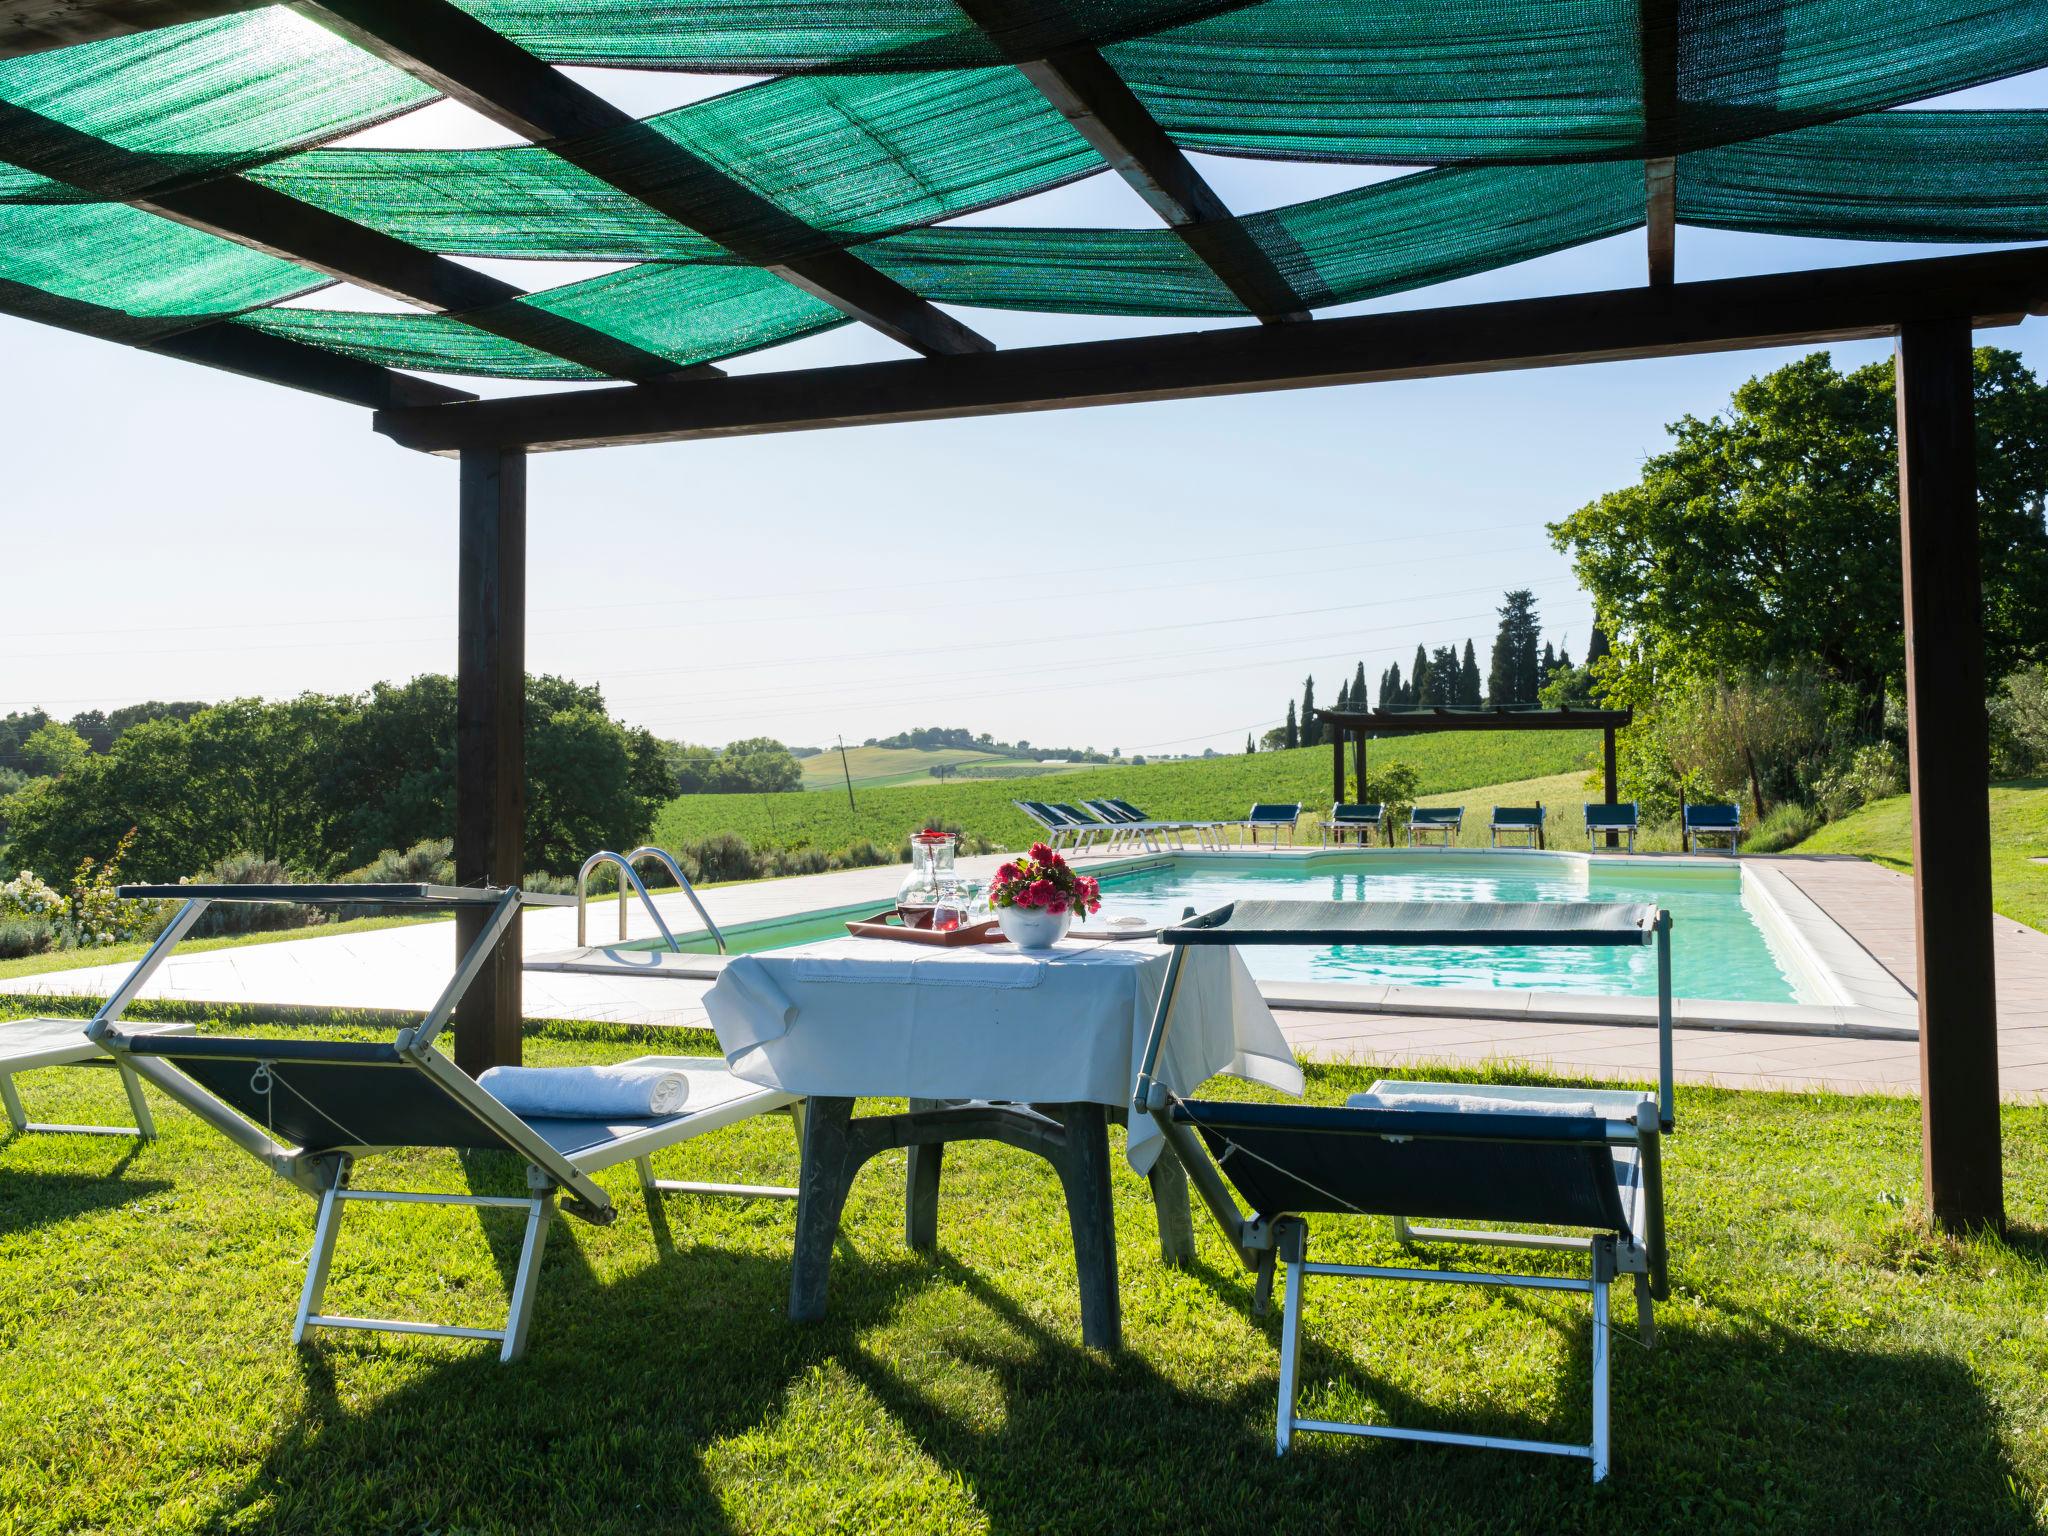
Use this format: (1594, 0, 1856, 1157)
(0, 276, 472, 407)
(295, 0, 995, 358)
(0, 102, 700, 383)
(953, 0, 1310, 324)
(1639, 0, 1679, 287)
(375, 245, 2048, 453)
(1316, 706, 1633, 734)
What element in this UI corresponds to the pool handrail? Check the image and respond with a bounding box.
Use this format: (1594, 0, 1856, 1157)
(575, 847, 727, 954)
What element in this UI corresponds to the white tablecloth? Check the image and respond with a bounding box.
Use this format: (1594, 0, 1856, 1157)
(702, 936, 1302, 1172)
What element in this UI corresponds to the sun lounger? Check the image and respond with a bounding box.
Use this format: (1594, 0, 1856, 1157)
(1406, 806, 1463, 848)
(1131, 899, 1674, 1482)
(1585, 802, 1640, 851)
(1322, 803, 1387, 847)
(1681, 802, 1742, 855)
(86, 883, 800, 1363)
(1490, 804, 1546, 849)
(1240, 802, 1304, 846)
(0, 1015, 194, 1142)
(1084, 799, 1220, 852)
(1014, 799, 1101, 852)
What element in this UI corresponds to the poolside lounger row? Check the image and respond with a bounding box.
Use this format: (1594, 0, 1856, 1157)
(1013, 799, 1221, 852)
(1133, 898, 1675, 1482)
(81, 884, 802, 1363)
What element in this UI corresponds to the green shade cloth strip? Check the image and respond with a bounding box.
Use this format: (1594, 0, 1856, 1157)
(0, 9, 433, 203)
(0, 200, 329, 338)
(1107, 0, 2048, 163)
(233, 263, 850, 380)
(234, 70, 1099, 265)
(451, 0, 1250, 72)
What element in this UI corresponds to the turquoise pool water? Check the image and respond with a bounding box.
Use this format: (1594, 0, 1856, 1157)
(1091, 854, 1809, 1003)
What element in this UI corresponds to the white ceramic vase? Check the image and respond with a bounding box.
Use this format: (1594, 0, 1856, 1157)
(997, 904, 1072, 950)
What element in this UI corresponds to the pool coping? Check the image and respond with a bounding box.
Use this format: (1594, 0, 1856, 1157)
(527, 846, 1920, 1042)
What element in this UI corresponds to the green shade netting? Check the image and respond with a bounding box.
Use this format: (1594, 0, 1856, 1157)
(450, 0, 1248, 72)
(867, 163, 1644, 315)
(0, 8, 433, 203)
(1106, 0, 2048, 164)
(1679, 111, 2048, 241)
(248, 70, 1098, 264)
(0, 201, 327, 339)
(234, 262, 848, 379)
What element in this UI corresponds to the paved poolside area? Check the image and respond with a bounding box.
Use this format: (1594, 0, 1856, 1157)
(6, 852, 2047, 1101)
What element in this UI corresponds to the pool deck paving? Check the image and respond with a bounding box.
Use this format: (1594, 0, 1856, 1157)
(6, 850, 2048, 1103)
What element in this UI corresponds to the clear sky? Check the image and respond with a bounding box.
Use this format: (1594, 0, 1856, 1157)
(6, 63, 2045, 758)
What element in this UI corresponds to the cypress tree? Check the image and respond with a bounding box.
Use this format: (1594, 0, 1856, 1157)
(1245, 732, 1255, 755)
(1283, 699, 1299, 750)
(1586, 622, 1611, 667)
(1489, 589, 1543, 704)
(1427, 645, 1459, 705)
(1410, 644, 1431, 709)
(1335, 678, 1350, 713)
(1352, 660, 1369, 712)
(1300, 676, 1320, 746)
(1459, 640, 1482, 705)
(1379, 663, 1401, 710)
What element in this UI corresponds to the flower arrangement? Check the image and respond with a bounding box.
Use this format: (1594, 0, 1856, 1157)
(989, 844, 1101, 917)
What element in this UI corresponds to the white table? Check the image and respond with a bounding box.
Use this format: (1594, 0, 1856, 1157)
(0, 1016, 194, 1140)
(703, 937, 1301, 1349)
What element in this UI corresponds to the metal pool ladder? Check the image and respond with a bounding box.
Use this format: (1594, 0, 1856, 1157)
(575, 845, 727, 954)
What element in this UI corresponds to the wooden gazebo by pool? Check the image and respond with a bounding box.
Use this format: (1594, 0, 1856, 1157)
(0, 0, 2034, 1231)
(1314, 706, 1635, 823)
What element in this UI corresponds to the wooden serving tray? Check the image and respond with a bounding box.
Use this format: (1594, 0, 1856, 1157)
(845, 908, 1007, 946)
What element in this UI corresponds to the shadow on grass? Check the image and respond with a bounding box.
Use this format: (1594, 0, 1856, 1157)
(180, 1203, 2038, 1536)
(0, 1159, 165, 1237)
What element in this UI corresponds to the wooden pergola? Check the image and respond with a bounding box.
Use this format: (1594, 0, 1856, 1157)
(0, 0, 2027, 1232)
(1313, 706, 1635, 816)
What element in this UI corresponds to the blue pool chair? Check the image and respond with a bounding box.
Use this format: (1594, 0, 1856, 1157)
(1406, 806, 1463, 848)
(88, 884, 801, 1362)
(1585, 802, 1640, 851)
(1681, 802, 1742, 855)
(1241, 802, 1304, 846)
(1322, 803, 1387, 847)
(1132, 899, 1675, 1481)
(1489, 804, 1546, 849)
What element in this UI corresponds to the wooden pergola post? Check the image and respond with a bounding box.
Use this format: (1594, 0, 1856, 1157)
(1603, 726, 1619, 848)
(1330, 726, 1345, 805)
(1353, 729, 1366, 806)
(453, 447, 527, 1077)
(1896, 317, 2003, 1232)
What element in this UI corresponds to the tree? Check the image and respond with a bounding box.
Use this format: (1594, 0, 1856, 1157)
(1283, 700, 1299, 750)
(1426, 645, 1460, 706)
(1260, 725, 1288, 750)
(1245, 733, 1255, 755)
(1379, 662, 1404, 710)
(1352, 660, 1369, 712)
(1409, 645, 1431, 709)
(1551, 347, 2048, 735)
(1458, 640, 1482, 706)
(21, 721, 90, 778)
(1487, 590, 1543, 705)
(1539, 641, 1559, 692)
(1300, 676, 1320, 746)
(1334, 678, 1350, 713)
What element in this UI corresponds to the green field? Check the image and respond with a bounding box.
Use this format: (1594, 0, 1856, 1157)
(656, 734, 1601, 856)
(799, 746, 1010, 792)
(4, 1006, 2045, 1533)
(1793, 779, 2048, 931)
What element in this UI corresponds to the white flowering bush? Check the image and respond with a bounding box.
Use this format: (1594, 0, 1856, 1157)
(0, 870, 68, 925)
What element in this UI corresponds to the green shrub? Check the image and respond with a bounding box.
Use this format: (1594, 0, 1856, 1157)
(342, 838, 454, 887)
(0, 918, 54, 959)
(683, 832, 761, 884)
(1748, 802, 1821, 853)
(1810, 743, 1905, 823)
(189, 852, 326, 937)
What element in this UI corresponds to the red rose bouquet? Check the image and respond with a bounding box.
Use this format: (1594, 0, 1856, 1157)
(989, 843, 1102, 917)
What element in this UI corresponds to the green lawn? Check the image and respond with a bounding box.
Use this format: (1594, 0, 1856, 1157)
(657, 734, 1601, 857)
(1793, 779, 2048, 931)
(3, 1007, 2045, 1534)
(0, 912, 432, 984)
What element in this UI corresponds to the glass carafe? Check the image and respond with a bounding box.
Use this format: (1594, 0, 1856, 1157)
(898, 828, 961, 913)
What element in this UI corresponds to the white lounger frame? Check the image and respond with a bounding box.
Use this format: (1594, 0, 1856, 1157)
(0, 1016, 191, 1140)
(87, 888, 801, 1362)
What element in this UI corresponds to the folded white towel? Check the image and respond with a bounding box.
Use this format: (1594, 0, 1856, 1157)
(479, 1065, 691, 1119)
(1347, 1091, 1603, 1120)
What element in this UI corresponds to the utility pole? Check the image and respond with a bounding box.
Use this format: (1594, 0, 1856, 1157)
(837, 734, 857, 811)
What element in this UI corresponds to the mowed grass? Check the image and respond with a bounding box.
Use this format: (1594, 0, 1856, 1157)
(657, 734, 1600, 856)
(3, 1008, 2046, 1534)
(1793, 779, 2048, 930)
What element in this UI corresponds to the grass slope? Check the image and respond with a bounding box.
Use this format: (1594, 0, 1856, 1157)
(1792, 779, 2048, 931)
(800, 746, 1008, 792)
(1, 1008, 2044, 1533)
(657, 734, 1601, 856)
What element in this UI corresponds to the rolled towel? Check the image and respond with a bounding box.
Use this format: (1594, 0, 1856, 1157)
(479, 1065, 691, 1120)
(1347, 1091, 1603, 1120)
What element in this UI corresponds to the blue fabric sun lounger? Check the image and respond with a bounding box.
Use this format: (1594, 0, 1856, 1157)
(1014, 800, 1103, 852)
(1585, 802, 1640, 851)
(1131, 899, 1674, 1481)
(1322, 803, 1386, 847)
(87, 884, 801, 1363)
(1489, 805, 1546, 849)
(1682, 803, 1742, 854)
(1406, 806, 1463, 848)
(1240, 803, 1304, 846)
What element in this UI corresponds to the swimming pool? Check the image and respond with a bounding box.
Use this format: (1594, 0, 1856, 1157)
(1091, 853, 1813, 1003)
